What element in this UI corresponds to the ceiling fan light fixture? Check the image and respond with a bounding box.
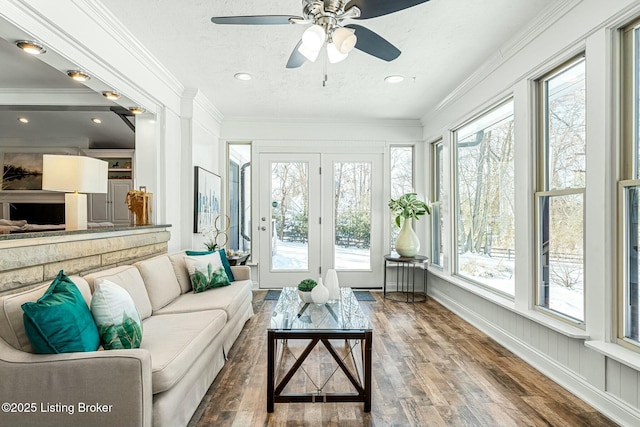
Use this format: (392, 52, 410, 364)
(301, 24, 326, 50)
(298, 42, 321, 62)
(67, 70, 91, 82)
(16, 40, 46, 55)
(327, 42, 348, 64)
(102, 90, 121, 100)
(332, 27, 357, 54)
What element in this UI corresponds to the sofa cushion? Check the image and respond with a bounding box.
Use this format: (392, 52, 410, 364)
(91, 280, 143, 350)
(21, 271, 100, 354)
(139, 310, 226, 393)
(185, 249, 235, 282)
(134, 256, 182, 311)
(184, 253, 231, 293)
(84, 266, 153, 320)
(168, 251, 192, 294)
(0, 276, 92, 353)
(155, 279, 252, 321)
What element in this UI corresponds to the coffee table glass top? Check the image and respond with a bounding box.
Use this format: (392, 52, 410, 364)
(270, 287, 370, 331)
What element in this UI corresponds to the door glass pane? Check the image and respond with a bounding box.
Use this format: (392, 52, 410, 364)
(625, 185, 640, 341)
(538, 193, 584, 321)
(271, 162, 309, 270)
(334, 162, 371, 270)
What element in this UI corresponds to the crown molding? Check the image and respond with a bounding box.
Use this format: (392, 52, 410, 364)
(428, 0, 582, 118)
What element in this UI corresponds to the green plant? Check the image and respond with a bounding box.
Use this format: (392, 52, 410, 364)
(388, 193, 430, 227)
(297, 278, 317, 292)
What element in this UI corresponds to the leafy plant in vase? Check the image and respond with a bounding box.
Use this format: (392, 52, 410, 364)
(389, 192, 430, 257)
(297, 278, 317, 303)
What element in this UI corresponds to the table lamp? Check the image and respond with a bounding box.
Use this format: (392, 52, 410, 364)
(42, 155, 108, 230)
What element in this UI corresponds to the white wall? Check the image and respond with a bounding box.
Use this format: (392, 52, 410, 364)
(421, 1, 640, 425)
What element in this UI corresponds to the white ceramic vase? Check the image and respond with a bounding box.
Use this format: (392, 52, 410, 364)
(311, 277, 329, 304)
(325, 269, 340, 301)
(395, 218, 420, 257)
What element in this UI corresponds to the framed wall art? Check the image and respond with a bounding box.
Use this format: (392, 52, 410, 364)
(194, 166, 221, 233)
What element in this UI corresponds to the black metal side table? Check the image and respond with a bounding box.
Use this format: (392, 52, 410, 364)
(383, 254, 428, 302)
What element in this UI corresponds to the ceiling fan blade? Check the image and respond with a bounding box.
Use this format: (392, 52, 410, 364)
(344, 24, 400, 61)
(211, 15, 302, 25)
(286, 40, 307, 69)
(347, 0, 430, 20)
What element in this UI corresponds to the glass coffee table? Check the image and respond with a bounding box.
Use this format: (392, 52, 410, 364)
(267, 287, 372, 413)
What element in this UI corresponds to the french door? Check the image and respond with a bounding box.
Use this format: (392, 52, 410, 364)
(258, 153, 382, 289)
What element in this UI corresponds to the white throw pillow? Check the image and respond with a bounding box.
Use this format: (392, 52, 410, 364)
(183, 252, 230, 293)
(91, 280, 142, 350)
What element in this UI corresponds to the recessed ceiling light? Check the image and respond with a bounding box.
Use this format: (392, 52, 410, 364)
(129, 106, 145, 115)
(66, 70, 91, 82)
(102, 91, 121, 101)
(91, 118, 102, 124)
(234, 73, 252, 81)
(384, 75, 404, 84)
(15, 40, 46, 55)
(17, 117, 29, 124)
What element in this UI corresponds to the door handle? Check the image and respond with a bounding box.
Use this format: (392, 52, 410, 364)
(260, 226, 267, 231)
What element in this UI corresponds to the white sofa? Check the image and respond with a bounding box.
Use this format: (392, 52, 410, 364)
(0, 251, 254, 427)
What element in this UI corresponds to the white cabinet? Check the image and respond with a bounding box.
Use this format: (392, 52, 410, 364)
(89, 179, 133, 225)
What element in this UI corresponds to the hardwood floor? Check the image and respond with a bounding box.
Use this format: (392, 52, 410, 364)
(189, 292, 617, 427)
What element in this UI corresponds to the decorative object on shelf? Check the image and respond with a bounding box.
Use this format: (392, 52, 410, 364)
(201, 214, 230, 251)
(389, 192, 430, 257)
(194, 166, 221, 233)
(42, 155, 108, 231)
(325, 269, 340, 301)
(297, 278, 317, 303)
(125, 188, 153, 226)
(311, 277, 329, 304)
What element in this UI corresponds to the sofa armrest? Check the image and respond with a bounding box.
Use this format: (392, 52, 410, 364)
(0, 337, 152, 427)
(230, 265, 251, 281)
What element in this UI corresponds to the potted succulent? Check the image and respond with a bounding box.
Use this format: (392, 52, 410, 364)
(388, 192, 430, 257)
(297, 278, 317, 303)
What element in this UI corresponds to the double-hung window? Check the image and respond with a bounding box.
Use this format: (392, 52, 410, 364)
(454, 99, 516, 295)
(621, 22, 640, 346)
(431, 140, 444, 268)
(535, 56, 586, 323)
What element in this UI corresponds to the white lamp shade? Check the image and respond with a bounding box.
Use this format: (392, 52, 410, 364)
(301, 25, 326, 50)
(332, 27, 357, 54)
(42, 155, 108, 194)
(327, 42, 348, 64)
(298, 42, 321, 62)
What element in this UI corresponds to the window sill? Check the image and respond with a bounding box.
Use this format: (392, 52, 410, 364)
(585, 340, 640, 371)
(427, 267, 590, 340)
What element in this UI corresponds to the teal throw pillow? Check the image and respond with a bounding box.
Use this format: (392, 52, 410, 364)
(91, 280, 143, 350)
(185, 249, 235, 281)
(22, 270, 100, 354)
(184, 253, 231, 293)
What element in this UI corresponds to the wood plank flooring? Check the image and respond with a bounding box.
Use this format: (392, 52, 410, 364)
(189, 292, 617, 427)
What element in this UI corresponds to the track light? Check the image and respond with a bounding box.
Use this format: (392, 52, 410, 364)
(129, 106, 145, 115)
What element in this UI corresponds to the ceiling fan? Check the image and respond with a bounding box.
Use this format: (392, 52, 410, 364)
(211, 0, 430, 68)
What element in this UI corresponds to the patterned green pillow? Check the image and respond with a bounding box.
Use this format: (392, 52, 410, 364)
(90, 280, 142, 350)
(184, 252, 231, 293)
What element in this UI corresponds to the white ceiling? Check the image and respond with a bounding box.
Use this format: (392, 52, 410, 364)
(0, 0, 556, 146)
(101, 0, 554, 121)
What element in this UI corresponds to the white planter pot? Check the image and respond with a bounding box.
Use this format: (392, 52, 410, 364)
(298, 290, 314, 303)
(395, 218, 420, 257)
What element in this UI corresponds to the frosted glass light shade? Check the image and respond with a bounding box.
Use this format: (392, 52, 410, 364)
(302, 25, 326, 50)
(327, 42, 348, 64)
(298, 42, 321, 62)
(42, 155, 108, 194)
(332, 27, 357, 54)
